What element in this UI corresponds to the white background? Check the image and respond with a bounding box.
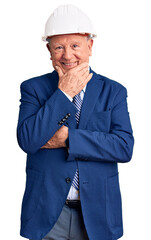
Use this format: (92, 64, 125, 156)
(0, 0, 151, 239)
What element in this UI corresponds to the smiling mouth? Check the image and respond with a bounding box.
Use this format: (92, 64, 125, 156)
(61, 62, 78, 67)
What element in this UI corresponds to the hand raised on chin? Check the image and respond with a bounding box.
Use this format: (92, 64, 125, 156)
(57, 62, 93, 98)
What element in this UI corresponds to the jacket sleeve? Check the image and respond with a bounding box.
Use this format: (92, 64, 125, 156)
(17, 81, 77, 154)
(67, 87, 134, 163)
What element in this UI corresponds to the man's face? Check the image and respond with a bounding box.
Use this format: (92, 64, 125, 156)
(47, 34, 93, 73)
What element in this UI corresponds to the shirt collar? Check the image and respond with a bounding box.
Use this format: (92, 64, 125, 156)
(82, 85, 87, 93)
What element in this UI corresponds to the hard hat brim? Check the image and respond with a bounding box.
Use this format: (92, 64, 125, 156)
(42, 32, 97, 42)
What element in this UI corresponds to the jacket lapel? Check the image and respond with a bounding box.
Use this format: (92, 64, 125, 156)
(78, 69, 104, 129)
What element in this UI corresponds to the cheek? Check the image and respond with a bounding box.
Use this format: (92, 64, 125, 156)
(51, 55, 65, 71)
(51, 54, 61, 65)
(76, 48, 90, 61)
(78, 52, 89, 62)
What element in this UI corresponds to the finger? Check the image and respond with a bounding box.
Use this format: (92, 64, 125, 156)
(88, 73, 93, 81)
(81, 66, 91, 77)
(78, 62, 89, 72)
(61, 125, 68, 130)
(80, 67, 89, 77)
(71, 62, 89, 73)
(79, 62, 89, 72)
(76, 73, 92, 93)
(84, 73, 93, 84)
(55, 66, 64, 77)
(41, 143, 47, 148)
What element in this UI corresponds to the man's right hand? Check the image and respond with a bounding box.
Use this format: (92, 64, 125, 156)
(57, 62, 93, 98)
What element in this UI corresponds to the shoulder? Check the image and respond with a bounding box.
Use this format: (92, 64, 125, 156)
(91, 69, 127, 96)
(20, 71, 58, 90)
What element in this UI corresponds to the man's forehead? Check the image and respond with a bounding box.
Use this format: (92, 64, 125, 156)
(47, 33, 89, 43)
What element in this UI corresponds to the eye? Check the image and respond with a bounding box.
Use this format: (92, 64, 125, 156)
(73, 44, 79, 48)
(55, 46, 63, 50)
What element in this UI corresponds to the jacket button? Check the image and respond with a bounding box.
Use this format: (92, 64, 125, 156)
(66, 177, 71, 183)
(58, 121, 63, 126)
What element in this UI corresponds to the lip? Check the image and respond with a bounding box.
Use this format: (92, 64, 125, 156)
(61, 62, 78, 69)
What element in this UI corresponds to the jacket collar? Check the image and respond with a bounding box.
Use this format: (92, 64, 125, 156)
(78, 68, 104, 129)
(51, 68, 104, 129)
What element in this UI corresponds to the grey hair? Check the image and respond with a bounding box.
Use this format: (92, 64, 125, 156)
(47, 38, 51, 44)
(87, 34, 94, 39)
(46, 34, 93, 45)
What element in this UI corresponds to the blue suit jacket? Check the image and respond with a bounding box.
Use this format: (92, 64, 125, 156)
(17, 68, 134, 240)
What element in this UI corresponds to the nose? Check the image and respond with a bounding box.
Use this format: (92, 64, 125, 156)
(62, 47, 73, 60)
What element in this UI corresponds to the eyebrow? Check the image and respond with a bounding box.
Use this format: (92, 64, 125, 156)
(52, 41, 82, 46)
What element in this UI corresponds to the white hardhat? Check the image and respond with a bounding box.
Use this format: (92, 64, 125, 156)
(42, 5, 97, 41)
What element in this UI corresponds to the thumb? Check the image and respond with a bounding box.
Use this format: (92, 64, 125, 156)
(55, 66, 64, 77)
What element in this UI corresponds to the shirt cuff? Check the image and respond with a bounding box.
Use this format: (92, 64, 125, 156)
(61, 90, 73, 102)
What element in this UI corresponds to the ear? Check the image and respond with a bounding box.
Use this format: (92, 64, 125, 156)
(46, 43, 52, 59)
(46, 43, 50, 51)
(88, 39, 93, 56)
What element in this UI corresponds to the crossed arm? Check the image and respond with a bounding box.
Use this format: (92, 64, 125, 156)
(17, 63, 91, 153)
(17, 63, 134, 162)
(41, 125, 68, 149)
(40, 63, 92, 149)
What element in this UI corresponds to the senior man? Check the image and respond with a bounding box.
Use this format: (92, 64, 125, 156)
(17, 4, 134, 240)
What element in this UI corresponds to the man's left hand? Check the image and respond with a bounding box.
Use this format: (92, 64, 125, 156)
(41, 125, 68, 149)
